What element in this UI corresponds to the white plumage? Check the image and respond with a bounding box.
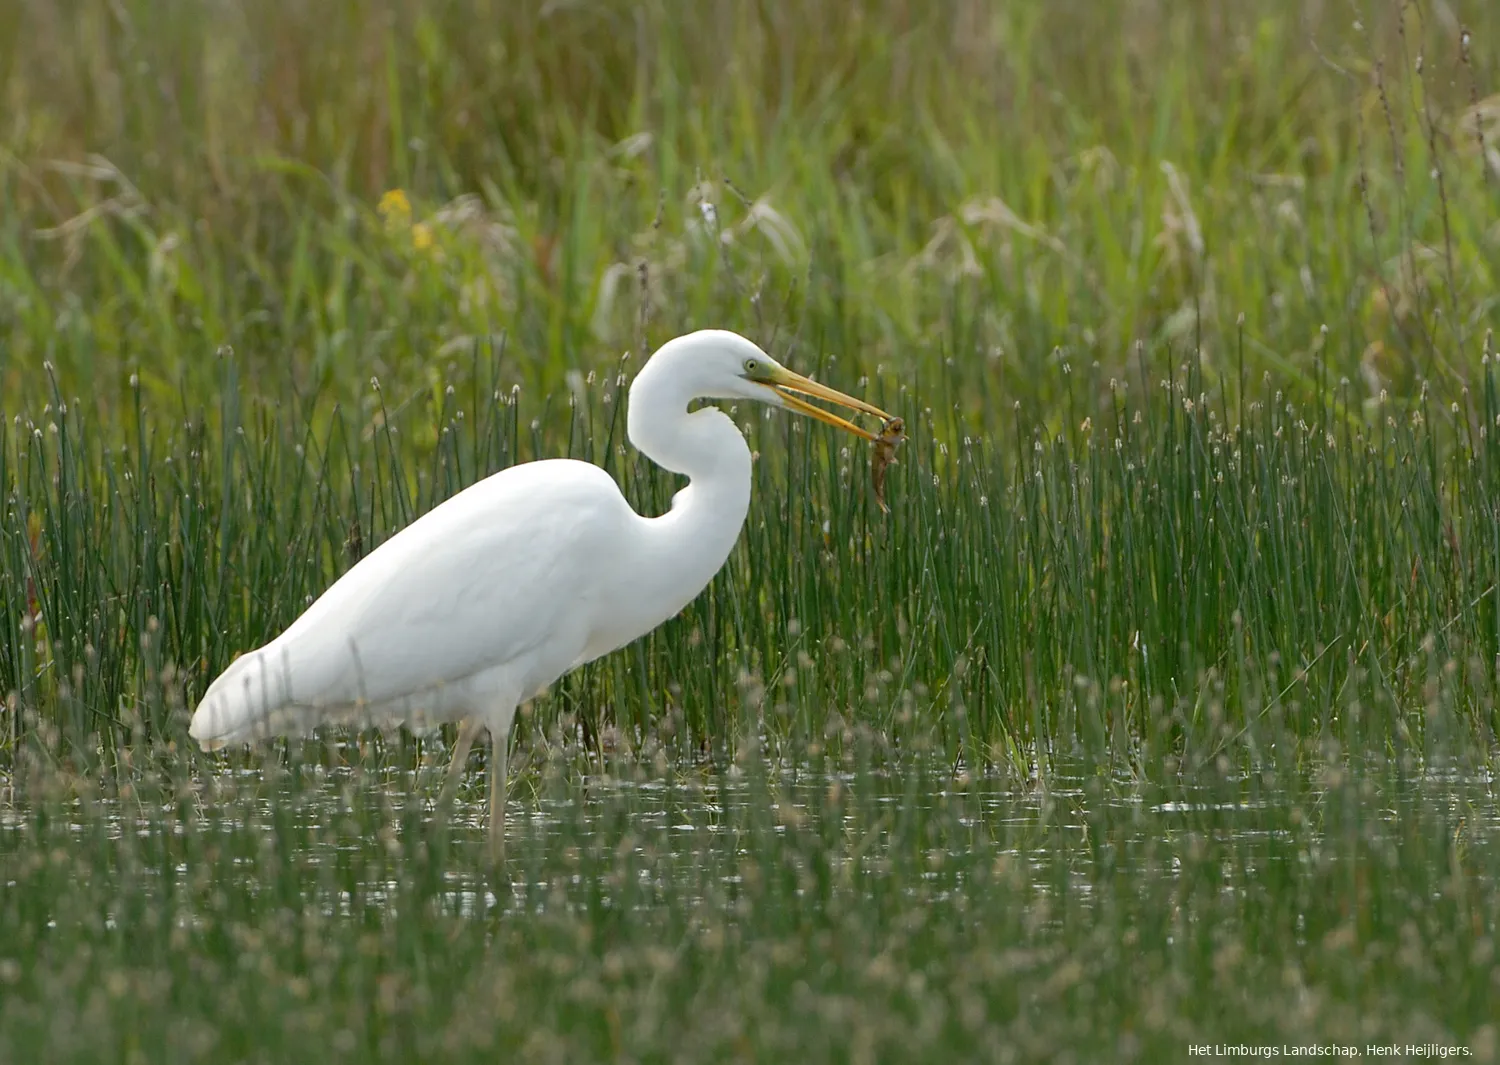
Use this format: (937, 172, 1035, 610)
(189, 329, 897, 857)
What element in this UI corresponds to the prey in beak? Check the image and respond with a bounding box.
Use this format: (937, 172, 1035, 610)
(747, 361, 907, 511)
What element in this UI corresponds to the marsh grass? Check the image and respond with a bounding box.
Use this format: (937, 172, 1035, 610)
(4, 328, 1500, 776)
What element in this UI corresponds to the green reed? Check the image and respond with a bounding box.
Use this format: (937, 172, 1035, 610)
(3, 332, 1499, 775)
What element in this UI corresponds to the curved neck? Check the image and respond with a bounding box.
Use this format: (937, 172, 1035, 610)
(626, 366, 753, 590)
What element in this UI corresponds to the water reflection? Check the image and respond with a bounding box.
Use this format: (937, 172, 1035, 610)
(4, 754, 1497, 923)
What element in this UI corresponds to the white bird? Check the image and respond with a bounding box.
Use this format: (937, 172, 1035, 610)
(189, 329, 899, 858)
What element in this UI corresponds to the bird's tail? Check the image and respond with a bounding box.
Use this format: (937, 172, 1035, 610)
(188, 644, 296, 750)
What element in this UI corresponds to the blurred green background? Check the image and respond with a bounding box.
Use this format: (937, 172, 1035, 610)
(3, 0, 1497, 414)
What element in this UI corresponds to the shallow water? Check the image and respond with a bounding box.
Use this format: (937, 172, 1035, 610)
(2, 753, 1498, 1062)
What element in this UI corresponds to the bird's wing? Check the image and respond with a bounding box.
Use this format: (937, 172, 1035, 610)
(196, 460, 630, 733)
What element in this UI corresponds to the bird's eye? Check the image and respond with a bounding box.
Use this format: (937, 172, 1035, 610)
(743, 358, 759, 374)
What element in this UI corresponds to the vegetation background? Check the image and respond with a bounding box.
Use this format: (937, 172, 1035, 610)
(0, 0, 1498, 754)
(2, 0, 1499, 760)
(4, 0, 1498, 407)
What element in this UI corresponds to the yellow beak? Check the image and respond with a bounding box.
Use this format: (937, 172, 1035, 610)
(758, 365, 897, 441)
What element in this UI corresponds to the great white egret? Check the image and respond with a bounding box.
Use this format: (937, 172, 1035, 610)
(189, 329, 899, 857)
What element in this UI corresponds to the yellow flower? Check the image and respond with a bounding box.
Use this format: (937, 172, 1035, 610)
(378, 188, 412, 224)
(411, 222, 434, 251)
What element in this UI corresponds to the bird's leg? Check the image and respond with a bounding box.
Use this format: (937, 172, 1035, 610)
(487, 722, 510, 864)
(437, 717, 482, 809)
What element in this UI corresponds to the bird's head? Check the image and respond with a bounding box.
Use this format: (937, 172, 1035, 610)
(649, 329, 897, 442)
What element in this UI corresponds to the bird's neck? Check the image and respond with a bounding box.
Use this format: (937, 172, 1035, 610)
(627, 374, 753, 591)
